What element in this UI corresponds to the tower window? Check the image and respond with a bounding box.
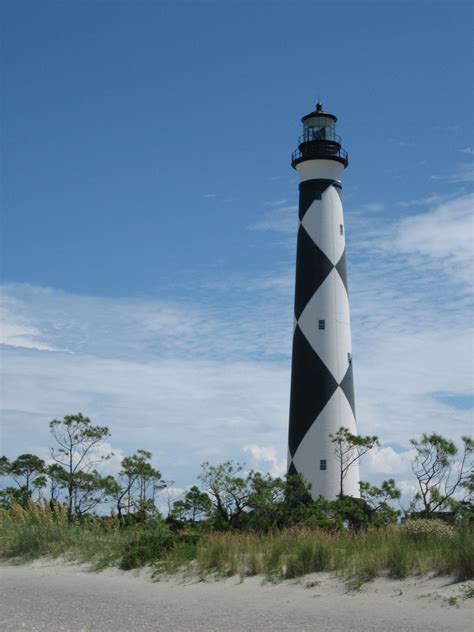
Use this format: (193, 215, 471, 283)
(318, 320, 325, 330)
(340, 224, 344, 235)
(348, 352, 352, 364)
(320, 459, 327, 471)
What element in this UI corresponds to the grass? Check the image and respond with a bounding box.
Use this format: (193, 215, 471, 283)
(187, 527, 474, 582)
(1, 502, 473, 582)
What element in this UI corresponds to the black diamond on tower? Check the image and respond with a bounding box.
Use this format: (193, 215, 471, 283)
(293, 227, 334, 320)
(288, 325, 339, 457)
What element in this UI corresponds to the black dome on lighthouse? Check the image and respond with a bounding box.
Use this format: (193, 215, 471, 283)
(301, 102, 338, 123)
(291, 102, 348, 169)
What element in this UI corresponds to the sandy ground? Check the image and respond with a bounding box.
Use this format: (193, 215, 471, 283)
(0, 560, 472, 632)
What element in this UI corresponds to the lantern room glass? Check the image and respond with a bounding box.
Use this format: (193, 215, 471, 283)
(303, 116, 337, 142)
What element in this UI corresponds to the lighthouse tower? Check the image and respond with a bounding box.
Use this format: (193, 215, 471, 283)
(287, 103, 359, 500)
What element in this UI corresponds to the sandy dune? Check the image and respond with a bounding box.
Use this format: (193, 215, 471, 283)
(0, 560, 472, 631)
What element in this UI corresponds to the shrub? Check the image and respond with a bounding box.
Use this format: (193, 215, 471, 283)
(402, 519, 455, 540)
(119, 526, 174, 570)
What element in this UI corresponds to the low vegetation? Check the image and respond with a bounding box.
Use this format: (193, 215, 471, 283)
(0, 501, 472, 582)
(1, 413, 472, 582)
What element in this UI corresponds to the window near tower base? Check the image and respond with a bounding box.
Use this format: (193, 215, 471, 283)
(320, 459, 327, 471)
(318, 319, 325, 330)
(340, 224, 344, 235)
(348, 352, 352, 364)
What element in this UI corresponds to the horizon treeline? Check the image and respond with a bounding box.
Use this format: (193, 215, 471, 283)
(1, 413, 472, 532)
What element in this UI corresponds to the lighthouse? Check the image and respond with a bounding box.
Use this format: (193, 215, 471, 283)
(287, 103, 359, 500)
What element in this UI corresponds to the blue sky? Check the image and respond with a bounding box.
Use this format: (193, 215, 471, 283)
(1, 1, 473, 503)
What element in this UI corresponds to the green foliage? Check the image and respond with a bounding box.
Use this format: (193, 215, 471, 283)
(330, 427, 379, 497)
(119, 525, 174, 570)
(386, 545, 411, 578)
(0, 456, 10, 477)
(410, 433, 473, 516)
(245, 472, 284, 531)
(171, 485, 212, 523)
(1, 501, 473, 580)
(49, 413, 112, 521)
(359, 479, 401, 527)
(331, 496, 373, 531)
(198, 461, 253, 528)
(0, 454, 46, 507)
(112, 450, 166, 522)
(7, 454, 46, 492)
(285, 540, 331, 578)
(0, 486, 33, 509)
(446, 530, 474, 581)
(2, 412, 472, 584)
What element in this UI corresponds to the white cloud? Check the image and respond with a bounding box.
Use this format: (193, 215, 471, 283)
(363, 202, 385, 212)
(431, 163, 474, 183)
(396, 191, 462, 209)
(363, 446, 418, 504)
(1, 192, 473, 495)
(247, 205, 297, 234)
(346, 193, 473, 450)
(264, 199, 287, 207)
(460, 147, 474, 155)
(243, 444, 286, 478)
(388, 138, 415, 147)
(0, 282, 293, 362)
(390, 192, 474, 284)
(0, 304, 58, 352)
(1, 345, 290, 488)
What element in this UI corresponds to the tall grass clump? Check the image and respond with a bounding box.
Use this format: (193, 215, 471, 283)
(1, 503, 473, 581)
(0, 501, 153, 570)
(0, 501, 75, 559)
(185, 524, 474, 582)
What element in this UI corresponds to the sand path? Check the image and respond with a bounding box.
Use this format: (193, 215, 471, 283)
(0, 561, 472, 631)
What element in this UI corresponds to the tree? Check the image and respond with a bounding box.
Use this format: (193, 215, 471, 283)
(8, 454, 46, 496)
(0, 456, 10, 477)
(359, 478, 401, 526)
(72, 470, 116, 517)
(45, 463, 68, 507)
(245, 472, 285, 531)
(277, 472, 315, 527)
(410, 433, 473, 517)
(49, 413, 112, 521)
(0, 454, 46, 506)
(198, 461, 252, 528)
(171, 486, 212, 523)
(330, 427, 379, 498)
(112, 450, 166, 522)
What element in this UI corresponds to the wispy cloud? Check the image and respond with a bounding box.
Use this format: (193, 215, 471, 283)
(431, 163, 474, 183)
(247, 205, 297, 234)
(396, 191, 463, 209)
(264, 199, 287, 207)
(388, 138, 415, 147)
(2, 346, 290, 487)
(460, 147, 474, 155)
(390, 192, 474, 283)
(362, 202, 384, 213)
(0, 303, 58, 352)
(1, 192, 473, 492)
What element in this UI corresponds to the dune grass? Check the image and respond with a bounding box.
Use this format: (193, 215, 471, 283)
(0, 502, 132, 569)
(1, 502, 472, 582)
(181, 526, 473, 582)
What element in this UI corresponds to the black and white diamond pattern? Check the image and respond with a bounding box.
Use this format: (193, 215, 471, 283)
(288, 182, 358, 499)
